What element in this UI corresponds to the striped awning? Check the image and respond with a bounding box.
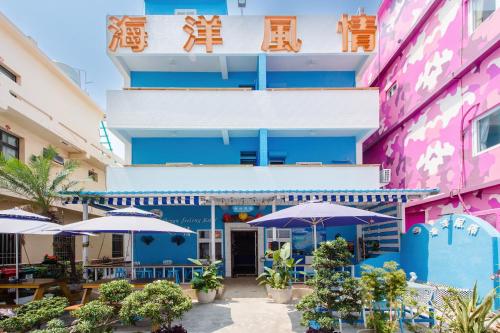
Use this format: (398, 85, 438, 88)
(64, 191, 412, 207)
(284, 194, 408, 204)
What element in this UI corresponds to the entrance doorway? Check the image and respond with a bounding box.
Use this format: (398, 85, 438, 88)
(231, 230, 257, 277)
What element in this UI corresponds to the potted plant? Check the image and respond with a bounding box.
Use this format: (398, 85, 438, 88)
(257, 243, 301, 304)
(297, 238, 362, 332)
(120, 280, 192, 333)
(188, 258, 223, 303)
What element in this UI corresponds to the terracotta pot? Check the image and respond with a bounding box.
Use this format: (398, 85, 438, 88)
(196, 289, 216, 303)
(270, 287, 293, 304)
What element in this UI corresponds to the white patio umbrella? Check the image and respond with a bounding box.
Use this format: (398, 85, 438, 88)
(54, 207, 195, 279)
(0, 208, 61, 303)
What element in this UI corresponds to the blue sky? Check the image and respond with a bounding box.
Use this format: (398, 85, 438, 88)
(0, 0, 380, 157)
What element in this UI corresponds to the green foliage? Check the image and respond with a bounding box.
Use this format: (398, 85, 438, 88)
(188, 259, 223, 292)
(360, 261, 407, 333)
(120, 280, 192, 329)
(256, 243, 302, 289)
(440, 283, 499, 333)
(297, 239, 362, 331)
(0, 146, 79, 216)
(0, 296, 68, 332)
(71, 300, 115, 333)
(98, 279, 134, 304)
(31, 319, 69, 333)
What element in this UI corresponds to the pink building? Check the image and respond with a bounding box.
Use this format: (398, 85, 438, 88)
(359, 0, 500, 230)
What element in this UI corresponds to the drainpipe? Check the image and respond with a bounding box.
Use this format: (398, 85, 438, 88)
(271, 201, 277, 241)
(82, 203, 89, 280)
(210, 200, 216, 263)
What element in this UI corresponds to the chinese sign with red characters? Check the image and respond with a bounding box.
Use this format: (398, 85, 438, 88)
(107, 14, 376, 54)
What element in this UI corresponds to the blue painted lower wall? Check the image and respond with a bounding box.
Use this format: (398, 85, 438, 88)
(401, 214, 500, 308)
(267, 137, 356, 164)
(131, 72, 257, 89)
(267, 71, 355, 88)
(131, 137, 259, 165)
(145, 0, 228, 15)
(132, 137, 356, 165)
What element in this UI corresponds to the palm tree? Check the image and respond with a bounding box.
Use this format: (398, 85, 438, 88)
(0, 146, 80, 280)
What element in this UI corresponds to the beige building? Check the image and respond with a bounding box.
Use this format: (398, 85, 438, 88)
(0, 12, 123, 266)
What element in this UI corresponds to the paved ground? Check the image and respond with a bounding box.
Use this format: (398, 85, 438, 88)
(117, 277, 360, 333)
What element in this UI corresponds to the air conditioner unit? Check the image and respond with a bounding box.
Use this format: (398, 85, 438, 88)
(380, 169, 391, 184)
(296, 162, 323, 166)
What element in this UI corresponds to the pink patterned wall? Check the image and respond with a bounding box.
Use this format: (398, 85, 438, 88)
(360, 0, 500, 230)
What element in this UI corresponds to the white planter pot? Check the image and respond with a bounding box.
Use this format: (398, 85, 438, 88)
(216, 285, 225, 299)
(196, 289, 216, 303)
(265, 284, 272, 298)
(270, 287, 293, 304)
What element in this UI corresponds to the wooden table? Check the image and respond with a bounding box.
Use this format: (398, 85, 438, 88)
(0, 279, 73, 307)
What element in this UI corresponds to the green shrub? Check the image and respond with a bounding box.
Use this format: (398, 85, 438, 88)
(296, 239, 362, 331)
(0, 296, 68, 332)
(120, 280, 192, 330)
(98, 279, 134, 304)
(361, 261, 407, 333)
(71, 300, 115, 333)
(31, 319, 69, 333)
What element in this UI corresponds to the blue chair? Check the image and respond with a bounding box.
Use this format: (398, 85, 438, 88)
(114, 268, 127, 279)
(135, 268, 154, 279)
(166, 268, 181, 284)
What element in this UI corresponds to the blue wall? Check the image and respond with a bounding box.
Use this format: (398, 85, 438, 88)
(145, 0, 228, 15)
(267, 71, 355, 88)
(401, 214, 500, 308)
(267, 137, 356, 164)
(132, 137, 259, 165)
(131, 72, 257, 89)
(132, 136, 356, 165)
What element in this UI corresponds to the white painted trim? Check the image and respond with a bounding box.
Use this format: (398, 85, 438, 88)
(472, 105, 500, 156)
(224, 222, 264, 277)
(219, 56, 228, 80)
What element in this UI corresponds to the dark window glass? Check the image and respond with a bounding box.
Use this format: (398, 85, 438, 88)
(53, 235, 75, 262)
(0, 130, 19, 159)
(112, 234, 124, 258)
(0, 64, 17, 82)
(0, 234, 17, 265)
(240, 151, 257, 166)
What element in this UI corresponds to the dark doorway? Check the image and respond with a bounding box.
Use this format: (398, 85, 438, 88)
(231, 230, 257, 277)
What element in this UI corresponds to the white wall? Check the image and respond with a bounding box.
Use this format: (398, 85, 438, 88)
(107, 88, 379, 134)
(106, 165, 381, 192)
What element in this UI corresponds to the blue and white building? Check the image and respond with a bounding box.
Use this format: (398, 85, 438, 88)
(68, 0, 437, 279)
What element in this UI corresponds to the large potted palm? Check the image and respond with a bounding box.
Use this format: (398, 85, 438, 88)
(188, 258, 223, 303)
(257, 243, 301, 304)
(0, 146, 80, 280)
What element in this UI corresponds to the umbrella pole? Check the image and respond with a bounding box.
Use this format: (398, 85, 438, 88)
(131, 231, 135, 280)
(313, 224, 317, 251)
(15, 233, 19, 304)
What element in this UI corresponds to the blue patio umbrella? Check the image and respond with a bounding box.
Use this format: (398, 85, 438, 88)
(247, 202, 398, 250)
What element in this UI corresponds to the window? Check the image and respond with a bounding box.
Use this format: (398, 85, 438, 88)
(0, 234, 17, 265)
(240, 151, 257, 166)
(197, 230, 223, 260)
(469, 0, 499, 32)
(265, 228, 291, 256)
(174, 9, 197, 15)
(112, 234, 124, 258)
(1, 130, 19, 159)
(475, 107, 500, 153)
(53, 235, 75, 262)
(386, 82, 398, 99)
(88, 169, 98, 182)
(0, 63, 17, 83)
